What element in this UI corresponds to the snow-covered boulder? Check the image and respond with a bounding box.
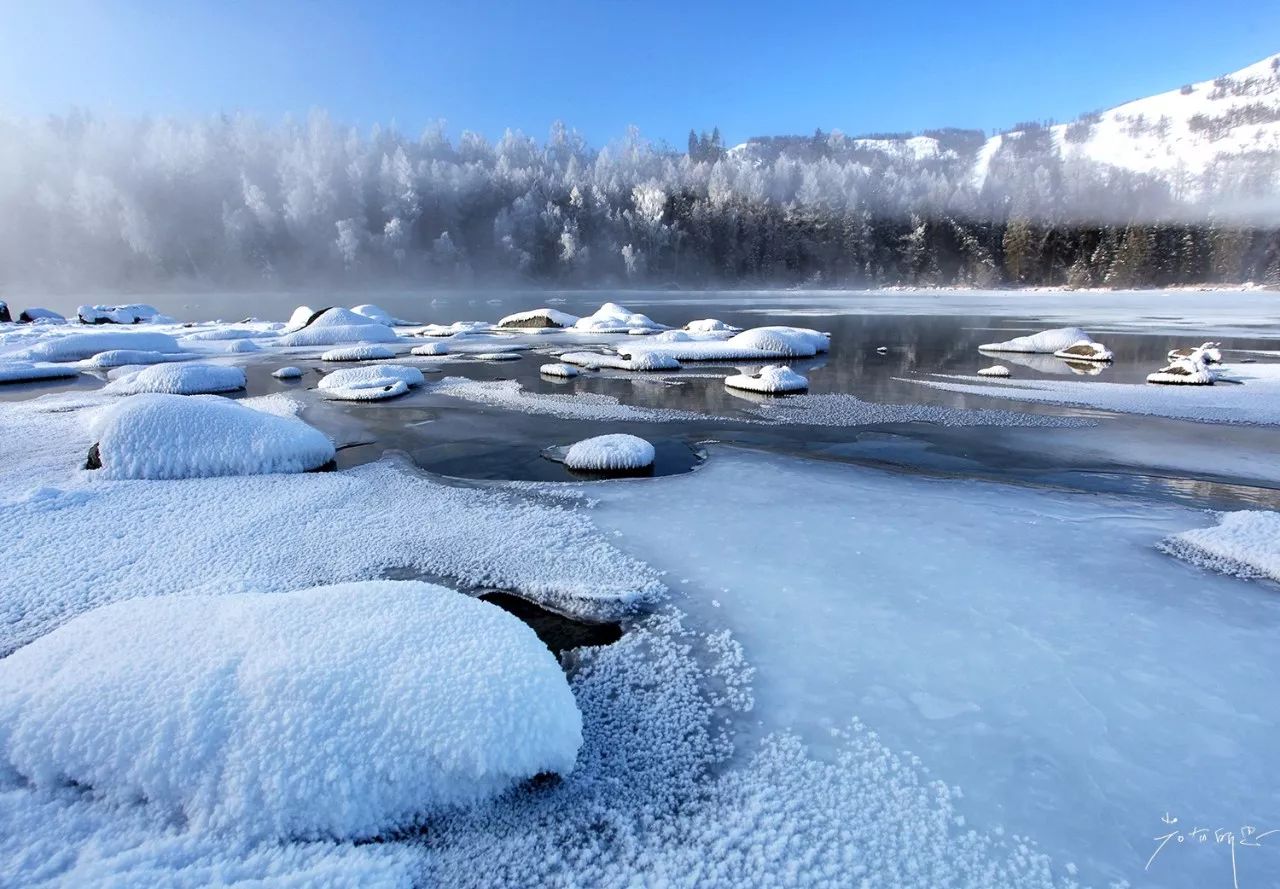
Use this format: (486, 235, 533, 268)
(105, 363, 247, 395)
(559, 350, 680, 372)
(724, 365, 808, 394)
(77, 304, 171, 325)
(0, 301, 10, 323)
(86, 393, 335, 478)
(81, 350, 188, 369)
(1168, 342, 1223, 364)
(320, 344, 397, 362)
(272, 366, 304, 380)
(318, 364, 424, 401)
(498, 308, 580, 329)
(572, 302, 662, 332)
(283, 305, 318, 332)
(564, 434, 655, 473)
(0, 581, 582, 839)
(351, 304, 405, 326)
(684, 319, 736, 333)
(1052, 340, 1114, 362)
(540, 362, 580, 378)
(18, 307, 64, 324)
(277, 308, 399, 347)
(16, 331, 181, 362)
(1147, 357, 1214, 385)
(622, 326, 829, 362)
(324, 379, 409, 401)
(977, 365, 1011, 377)
(219, 339, 261, 354)
(411, 342, 449, 356)
(0, 361, 81, 384)
(979, 327, 1094, 354)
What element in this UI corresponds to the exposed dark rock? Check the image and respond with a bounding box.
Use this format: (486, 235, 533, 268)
(84, 443, 102, 470)
(479, 590, 623, 655)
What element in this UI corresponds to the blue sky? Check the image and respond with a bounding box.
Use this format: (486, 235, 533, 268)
(0, 0, 1275, 147)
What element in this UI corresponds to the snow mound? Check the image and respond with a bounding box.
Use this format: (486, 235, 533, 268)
(0, 362, 81, 384)
(283, 305, 317, 331)
(498, 308, 579, 329)
(82, 350, 188, 369)
(572, 302, 662, 332)
(325, 379, 409, 401)
(88, 393, 334, 479)
(724, 364, 808, 394)
(979, 327, 1093, 354)
(1052, 340, 1113, 362)
(1159, 511, 1280, 583)
(319, 364, 424, 401)
(16, 331, 181, 362)
(0, 581, 582, 839)
(469, 351, 522, 361)
(1147, 357, 1214, 385)
(272, 366, 304, 380)
(564, 434, 655, 473)
(181, 328, 267, 342)
(684, 319, 736, 333)
(559, 350, 681, 372)
(1168, 342, 1223, 364)
(540, 363, 580, 378)
(411, 342, 449, 356)
(321, 344, 397, 361)
(105, 363, 247, 395)
(77, 304, 170, 325)
(977, 365, 1011, 377)
(277, 308, 400, 347)
(623, 326, 829, 362)
(413, 321, 490, 337)
(18, 307, 64, 323)
(351, 304, 404, 326)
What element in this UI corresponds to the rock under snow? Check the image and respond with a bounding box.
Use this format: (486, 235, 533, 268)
(318, 364, 424, 401)
(684, 319, 736, 333)
(18, 307, 65, 324)
(283, 305, 318, 332)
(77, 304, 171, 325)
(320, 344, 397, 362)
(81, 350, 189, 369)
(350, 304, 404, 326)
(724, 365, 808, 394)
(978, 327, 1094, 354)
(86, 393, 335, 478)
(622, 326, 829, 362)
(498, 308, 580, 329)
(0, 581, 582, 839)
(272, 366, 305, 380)
(15, 331, 182, 362)
(977, 365, 1011, 377)
(540, 362, 580, 378)
(572, 302, 662, 332)
(1168, 342, 1223, 364)
(559, 350, 681, 372)
(1052, 340, 1114, 362)
(411, 342, 449, 356)
(564, 434, 656, 473)
(0, 361, 81, 384)
(1147, 357, 1214, 385)
(105, 363, 247, 395)
(277, 308, 399, 347)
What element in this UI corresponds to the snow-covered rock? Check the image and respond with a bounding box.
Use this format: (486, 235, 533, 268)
(1052, 340, 1114, 362)
(0, 581, 582, 839)
(977, 365, 1011, 377)
(81, 350, 188, 369)
(724, 365, 808, 394)
(1168, 342, 1223, 364)
(572, 302, 662, 332)
(411, 342, 449, 356)
(17, 307, 64, 324)
(1147, 357, 1215, 385)
(77, 304, 171, 325)
(540, 363, 580, 378)
(283, 305, 318, 332)
(351, 304, 405, 326)
(323, 379, 409, 401)
(86, 393, 335, 478)
(0, 361, 81, 384)
(559, 350, 681, 372)
(498, 308, 580, 329)
(220, 339, 261, 354)
(684, 319, 736, 333)
(979, 327, 1094, 354)
(623, 326, 829, 362)
(15, 331, 181, 362)
(318, 364, 424, 401)
(105, 363, 247, 395)
(320, 344, 397, 361)
(277, 308, 399, 347)
(564, 434, 656, 473)
(0, 301, 10, 323)
(272, 366, 304, 380)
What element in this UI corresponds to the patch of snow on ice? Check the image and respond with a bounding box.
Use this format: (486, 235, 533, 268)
(0, 362, 82, 384)
(272, 366, 304, 380)
(104, 363, 246, 395)
(724, 365, 808, 394)
(540, 362, 580, 378)
(411, 342, 449, 356)
(320, 344, 397, 361)
(979, 327, 1094, 354)
(559, 350, 681, 371)
(81, 349, 189, 369)
(12, 331, 182, 362)
(1159, 510, 1280, 582)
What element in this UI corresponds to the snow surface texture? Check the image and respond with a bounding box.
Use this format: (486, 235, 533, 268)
(623, 326, 829, 362)
(104, 363, 247, 395)
(497, 308, 579, 329)
(272, 366, 304, 380)
(912, 362, 1280, 425)
(751, 392, 1090, 428)
(276, 308, 400, 347)
(978, 327, 1093, 353)
(724, 365, 808, 394)
(320, 344, 397, 361)
(572, 302, 662, 332)
(81, 349, 188, 369)
(558, 350, 681, 372)
(0, 581, 581, 839)
(564, 434, 655, 472)
(0, 362, 81, 384)
(540, 363, 579, 378)
(318, 365, 425, 402)
(89, 393, 336, 480)
(10, 331, 181, 362)
(411, 342, 449, 356)
(1159, 510, 1280, 582)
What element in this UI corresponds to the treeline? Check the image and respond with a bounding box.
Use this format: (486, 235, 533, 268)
(0, 110, 1276, 290)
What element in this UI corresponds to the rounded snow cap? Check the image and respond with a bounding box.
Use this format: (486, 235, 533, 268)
(563, 433, 656, 474)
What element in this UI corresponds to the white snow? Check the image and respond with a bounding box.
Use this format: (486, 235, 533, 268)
(977, 365, 1011, 377)
(0, 362, 81, 384)
(320, 344, 397, 361)
(412, 321, 490, 337)
(105, 363, 247, 395)
(1147, 357, 1215, 385)
(277, 308, 400, 347)
(428, 377, 702, 422)
(0, 581, 582, 839)
(350, 304, 404, 326)
(318, 364, 425, 402)
(18, 308, 65, 323)
(1159, 510, 1280, 582)
(684, 318, 736, 333)
(624, 326, 829, 362)
(181, 328, 270, 342)
(979, 327, 1094, 354)
(572, 302, 662, 332)
(12, 331, 182, 362)
(76, 304, 170, 325)
(1168, 342, 1223, 364)
(411, 342, 449, 356)
(724, 364, 808, 394)
(497, 308, 580, 329)
(88, 393, 335, 479)
(469, 351, 522, 361)
(540, 363, 580, 378)
(1051, 340, 1113, 362)
(324, 379, 410, 401)
(81, 349, 189, 369)
(564, 434, 655, 472)
(283, 305, 317, 332)
(272, 366, 305, 380)
(559, 350, 681, 371)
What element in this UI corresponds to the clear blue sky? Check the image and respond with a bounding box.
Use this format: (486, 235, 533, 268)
(0, 0, 1275, 147)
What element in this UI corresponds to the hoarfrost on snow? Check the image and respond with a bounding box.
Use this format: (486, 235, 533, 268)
(978, 327, 1095, 354)
(724, 364, 808, 394)
(0, 362, 81, 384)
(977, 365, 1011, 377)
(105, 363, 247, 395)
(1051, 340, 1113, 362)
(0, 581, 582, 839)
(320, 344, 397, 362)
(76, 304, 171, 325)
(276, 308, 400, 347)
(411, 342, 449, 356)
(1159, 510, 1280, 582)
(272, 366, 305, 380)
(497, 308, 580, 329)
(87, 393, 335, 479)
(540, 362, 580, 378)
(12, 331, 182, 362)
(559, 350, 681, 372)
(564, 434, 656, 473)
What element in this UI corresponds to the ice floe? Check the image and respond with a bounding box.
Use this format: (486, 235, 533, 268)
(623, 326, 828, 362)
(978, 327, 1094, 353)
(0, 362, 81, 384)
(11, 330, 182, 362)
(498, 308, 580, 329)
(81, 349, 190, 369)
(540, 363, 580, 378)
(0, 581, 581, 839)
(318, 364, 425, 402)
(1159, 510, 1280, 582)
(76, 303, 172, 325)
(105, 363, 247, 395)
(411, 341, 450, 356)
(320, 344, 397, 361)
(558, 350, 681, 371)
(724, 364, 808, 394)
(87, 393, 335, 479)
(977, 364, 1011, 377)
(428, 377, 702, 422)
(272, 366, 304, 380)
(564, 434, 656, 473)
(276, 308, 400, 347)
